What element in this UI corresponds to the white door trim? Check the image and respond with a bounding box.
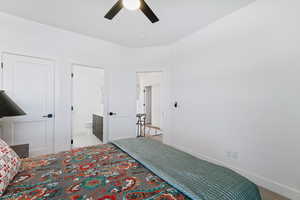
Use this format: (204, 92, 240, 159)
(136, 70, 165, 126)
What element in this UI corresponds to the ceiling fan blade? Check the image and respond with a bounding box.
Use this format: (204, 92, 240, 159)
(140, 0, 159, 23)
(104, 0, 123, 20)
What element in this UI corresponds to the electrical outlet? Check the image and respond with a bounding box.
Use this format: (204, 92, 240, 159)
(226, 151, 239, 160)
(232, 152, 239, 160)
(226, 151, 232, 158)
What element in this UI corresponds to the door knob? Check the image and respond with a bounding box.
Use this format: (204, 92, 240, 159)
(42, 114, 53, 118)
(109, 112, 117, 116)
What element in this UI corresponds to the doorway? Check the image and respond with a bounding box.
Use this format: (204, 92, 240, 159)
(136, 72, 163, 140)
(71, 64, 104, 148)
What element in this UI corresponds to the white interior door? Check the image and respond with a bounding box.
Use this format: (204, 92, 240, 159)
(107, 67, 136, 141)
(2, 53, 55, 156)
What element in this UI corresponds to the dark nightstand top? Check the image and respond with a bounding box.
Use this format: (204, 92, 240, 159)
(10, 144, 29, 159)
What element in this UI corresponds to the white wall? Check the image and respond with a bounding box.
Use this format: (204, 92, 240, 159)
(1, 0, 299, 198)
(123, 0, 300, 199)
(151, 85, 161, 128)
(0, 12, 132, 152)
(72, 65, 104, 136)
(162, 0, 300, 199)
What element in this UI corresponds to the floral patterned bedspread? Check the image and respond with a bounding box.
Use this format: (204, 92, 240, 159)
(1, 144, 190, 200)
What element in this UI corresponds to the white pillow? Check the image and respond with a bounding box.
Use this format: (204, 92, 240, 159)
(0, 139, 21, 196)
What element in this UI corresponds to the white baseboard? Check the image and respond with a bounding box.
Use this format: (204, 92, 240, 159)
(54, 144, 71, 154)
(165, 141, 300, 200)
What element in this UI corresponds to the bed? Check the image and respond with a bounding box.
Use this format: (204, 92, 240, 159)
(1, 138, 261, 200)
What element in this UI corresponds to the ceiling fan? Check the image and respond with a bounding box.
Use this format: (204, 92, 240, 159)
(105, 0, 159, 23)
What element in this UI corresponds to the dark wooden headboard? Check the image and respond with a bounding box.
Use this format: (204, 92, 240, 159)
(93, 114, 103, 142)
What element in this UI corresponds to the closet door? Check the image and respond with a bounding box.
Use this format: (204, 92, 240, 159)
(107, 66, 136, 141)
(2, 53, 55, 156)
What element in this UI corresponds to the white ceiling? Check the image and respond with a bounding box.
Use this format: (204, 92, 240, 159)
(0, 0, 255, 47)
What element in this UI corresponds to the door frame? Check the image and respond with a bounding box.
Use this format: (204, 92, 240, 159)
(136, 70, 165, 133)
(144, 86, 152, 124)
(70, 63, 108, 146)
(0, 52, 56, 154)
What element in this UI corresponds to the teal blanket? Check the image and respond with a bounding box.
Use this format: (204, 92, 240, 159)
(113, 138, 261, 200)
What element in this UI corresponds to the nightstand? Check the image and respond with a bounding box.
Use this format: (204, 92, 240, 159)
(10, 144, 29, 159)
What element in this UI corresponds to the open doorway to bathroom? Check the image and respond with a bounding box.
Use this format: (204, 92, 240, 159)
(136, 72, 163, 141)
(71, 64, 105, 148)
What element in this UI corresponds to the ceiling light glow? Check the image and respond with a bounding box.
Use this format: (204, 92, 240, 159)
(122, 0, 141, 10)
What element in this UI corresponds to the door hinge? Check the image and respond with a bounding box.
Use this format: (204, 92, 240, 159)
(71, 73, 74, 78)
(71, 139, 74, 145)
(1, 62, 3, 69)
(71, 106, 74, 111)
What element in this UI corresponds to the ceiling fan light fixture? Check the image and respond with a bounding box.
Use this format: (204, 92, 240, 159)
(104, 0, 159, 23)
(122, 0, 141, 10)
